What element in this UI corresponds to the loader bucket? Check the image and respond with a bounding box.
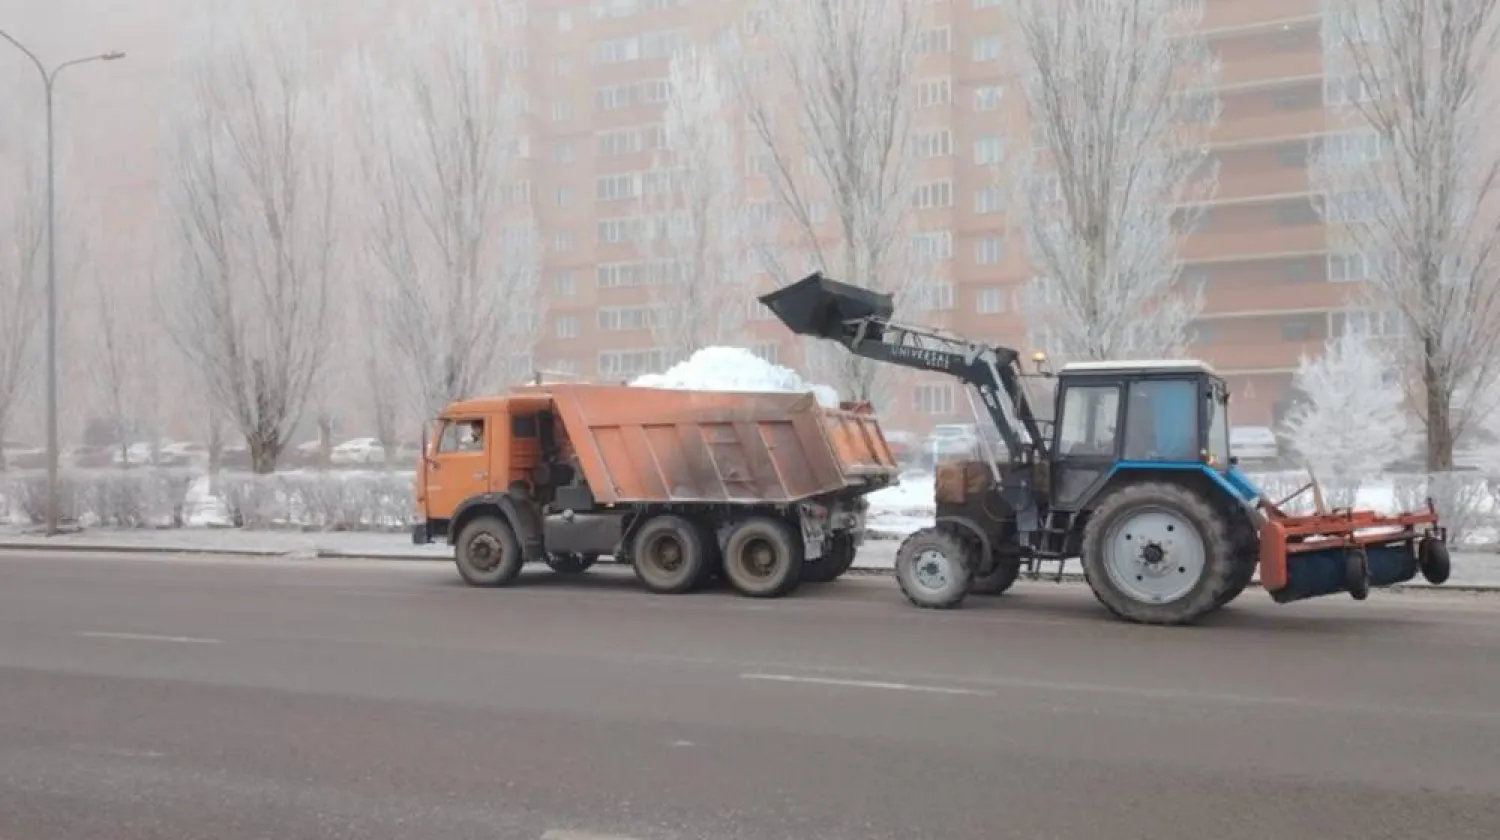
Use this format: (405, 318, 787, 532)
(758, 272, 894, 342)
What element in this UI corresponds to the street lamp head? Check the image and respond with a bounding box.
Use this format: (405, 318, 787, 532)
(101, 51, 125, 61)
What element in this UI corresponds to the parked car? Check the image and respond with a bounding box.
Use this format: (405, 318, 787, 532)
(883, 430, 921, 466)
(331, 437, 387, 466)
(925, 423, 980, 464)
(1230, 426, 1279, 463)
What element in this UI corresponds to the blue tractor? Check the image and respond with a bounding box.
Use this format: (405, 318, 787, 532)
(761, 273, 1452, 625)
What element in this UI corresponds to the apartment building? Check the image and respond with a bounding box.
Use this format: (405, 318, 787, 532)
(521, 0, 1375, 435)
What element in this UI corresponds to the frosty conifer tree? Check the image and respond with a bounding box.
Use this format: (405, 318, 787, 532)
(1281, 330, 1410, 506)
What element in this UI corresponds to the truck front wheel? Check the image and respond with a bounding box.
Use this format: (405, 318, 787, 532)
(722, 517, 803, 598)
(631, 515, 709, 594)
(454, 515, 524, 587)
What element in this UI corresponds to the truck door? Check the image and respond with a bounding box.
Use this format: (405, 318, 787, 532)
(424, 416, 494, 521)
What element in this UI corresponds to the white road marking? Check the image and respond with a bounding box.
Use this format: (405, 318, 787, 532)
(75, 631, 222, 645)
(541, 831, 646, 840)
(739, 672, 992, 697)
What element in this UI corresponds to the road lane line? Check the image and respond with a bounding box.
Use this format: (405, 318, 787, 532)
(739, 672, 992, 697)
(541, 831, 646, 840)
(76, 631, 222, 645)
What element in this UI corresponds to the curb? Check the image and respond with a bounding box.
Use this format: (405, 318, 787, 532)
(3, 540, 1497, 594)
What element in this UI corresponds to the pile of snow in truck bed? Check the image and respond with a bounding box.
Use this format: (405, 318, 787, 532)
(630, 346, 841, 408)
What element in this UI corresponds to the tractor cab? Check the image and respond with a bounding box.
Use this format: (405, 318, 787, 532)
(1047, 359, 1233, 512)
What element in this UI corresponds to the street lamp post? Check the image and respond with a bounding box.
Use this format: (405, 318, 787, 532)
(0, 31, 124, 536)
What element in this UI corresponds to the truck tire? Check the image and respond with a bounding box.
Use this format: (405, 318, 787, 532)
(1079, 482, 1234, 625)
(894, 526, 976, 609)
(454, 515, 524, 587)
(631, 515, 709, 594)
(803, 532, 857, 583)
(546, 553, 598, 575)
(722, 516, 803, 598)
(970, 555, 1020, 596)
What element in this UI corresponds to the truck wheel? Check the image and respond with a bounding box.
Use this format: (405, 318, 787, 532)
(631, 516, 709, 594)
(1079, 482, 1234, 625)
(803, 532, 856, 583)
(970, 556, 1019, 596)
(722, 517, 803, 597)
(894, 526, 975, 609)
(454, 516, 524, 587)
(546, 553, 598, 575)
(1419, 536, 1451, 585)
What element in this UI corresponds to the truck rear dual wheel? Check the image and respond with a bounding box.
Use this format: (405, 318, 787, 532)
(454, 516, 524, 587)
(1079, 482, 1235, 626)
(802, 532, 857, 584)
(722, 517, 803, 598)
(632, 515, 711, 594)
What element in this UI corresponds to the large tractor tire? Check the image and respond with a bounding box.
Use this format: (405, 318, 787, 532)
(1214, 553, 1258, 608)
(631, 515, 710, 594)
(454, 515, 525, 587)
(1079, 482, 1235, 625)
(971, 555, 1021, 596)
(722, 516, 804, 598)
(894, 526, 977, 609)
(803, 532, 858, 583)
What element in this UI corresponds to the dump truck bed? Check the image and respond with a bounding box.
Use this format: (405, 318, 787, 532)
(535, 383, 900, 506)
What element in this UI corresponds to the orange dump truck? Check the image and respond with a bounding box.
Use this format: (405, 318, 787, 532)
(412, 382, 902, 597)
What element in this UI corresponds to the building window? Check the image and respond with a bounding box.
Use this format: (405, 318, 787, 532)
(974, 187, 1005, 215)
(916, 27, 951, 54)
(973, 136, 1004, 166)
(911, 230, 953, 261)
(555, 141, 574, 164)
(972, 35, 1002, 61)
(912, 180, 953, 210)
(1334, 309, 1403, 339)
(555, 315, 578, 339)
(973, 85, 1003, 112)
(976, 286, 1006, 313)
(1328, 251, 1381, 282)
(915, 282, 954, 311)
(914, 383, 954, 415)
(553, 231, 575, 253)
(1276, 199, 1320, 226)
(974, 236, 1005, 264)
(915, 129, 952, 158)
(552, 99, 573, 122)
(916, 77, 952, 108)
(1276, 142, 1308, 167)
(1280, 317, 1316, 342)
(554, 270, 575, 296)
(556, 186, 573, 207)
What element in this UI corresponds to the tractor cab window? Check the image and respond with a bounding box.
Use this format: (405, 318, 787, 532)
(438, 418, 485, 453)
(1206, 381, 1230, 468)
(1122, 379, 1198, 462)
(1058, 385, 1120, 457)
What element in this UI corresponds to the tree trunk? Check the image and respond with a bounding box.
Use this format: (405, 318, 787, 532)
(207, 412, 224, 495)
(249, 436, 281, 475)
(317, 414, 334, 470)
(1424, 358, 1455, 472)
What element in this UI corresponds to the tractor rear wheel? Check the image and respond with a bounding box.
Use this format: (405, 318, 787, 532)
(894, 526, 976, 609)
(1080, 482, 1235, 625)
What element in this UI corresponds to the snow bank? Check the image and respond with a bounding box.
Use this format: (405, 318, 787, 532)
(630, 346, 841, 408)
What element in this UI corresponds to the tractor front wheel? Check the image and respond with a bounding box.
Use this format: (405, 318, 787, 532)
(1080, 482, 1235, 625)
(894, 526, 977, 609)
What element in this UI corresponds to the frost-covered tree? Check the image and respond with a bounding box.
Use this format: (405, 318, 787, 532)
(1008, 0, 1221, 363)
(88, 262, 154, 465)
(347, 2, 542, 418)
(0, 126, 43, 471)
(634, 44, 759, 358)
(1313, 0, 1500, 471)
(159, 0, 338, 474)
(1282, 329, 1410, 506)
(728, 0, 928, 406)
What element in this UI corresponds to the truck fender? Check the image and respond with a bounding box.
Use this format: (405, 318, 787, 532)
(935, 515, 995, 576)
(450, 493, 545, 561)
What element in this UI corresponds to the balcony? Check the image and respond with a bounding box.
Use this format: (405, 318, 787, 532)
(1198, 339, 1325, 372)
(1182, 222, 1327, 262)
(1213, 106, 1327, 147)
(1216, 45, 1325, 89)
(1202, 0, 1320, 34)
(1200, 278, 1353, 316)
(1212, 158, 1312, 202)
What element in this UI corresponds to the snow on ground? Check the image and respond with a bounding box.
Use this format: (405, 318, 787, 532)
(630, 346, 841, 408)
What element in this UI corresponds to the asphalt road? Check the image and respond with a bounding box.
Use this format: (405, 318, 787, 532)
(2, 550, 1499, 840)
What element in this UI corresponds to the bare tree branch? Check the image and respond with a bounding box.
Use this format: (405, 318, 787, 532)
(158, 0, 337, 474)
(0, 114, 45, 471)
(1312, 0, 1500, 470)
(1008, 0, 1221, 364)
(727, 0, 930, 406)
(345, 1, 542, 418)
(633, 44, 762, 358)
